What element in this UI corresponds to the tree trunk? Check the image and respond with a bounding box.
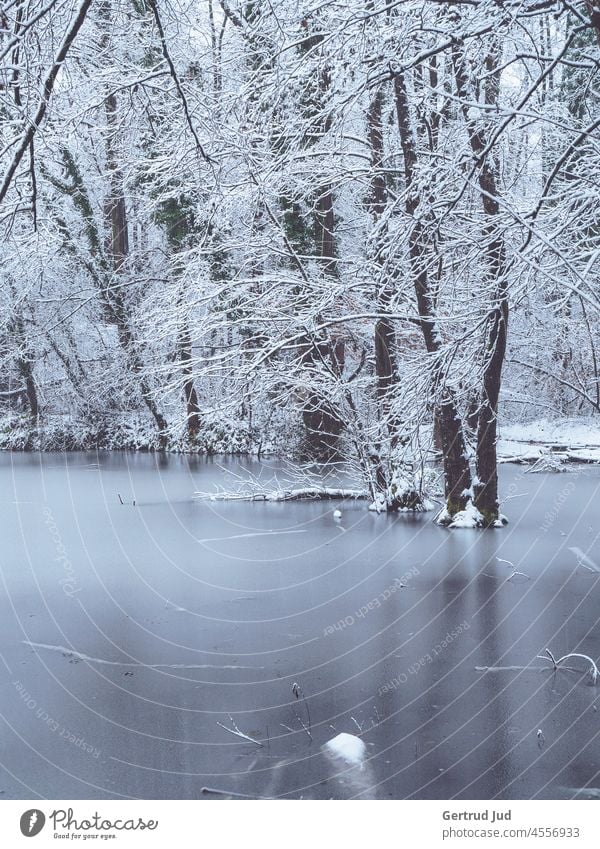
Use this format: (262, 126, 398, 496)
(367, 88, 400, 442)
(179, 323, 201, 439)
(94, 0, 168, 445)
(297, 25, 345, 457)
(366, 86, 411, 506)
(393, 70, 472, 517)
(103, 68, 168, 445)
(452, 38, 508, 524)
(305, 181, 345, 454)
(473, 232, 508, 523)
(16, 355, 38, 422)
(586, 1, 600, 44)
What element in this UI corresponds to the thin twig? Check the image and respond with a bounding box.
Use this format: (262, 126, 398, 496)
(216, 715, 263, 747)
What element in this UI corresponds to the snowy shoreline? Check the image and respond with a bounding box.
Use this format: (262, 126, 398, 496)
(0, 412, 275, 456)
(2, 414, 599, 467)
(498, 419, 600, 466)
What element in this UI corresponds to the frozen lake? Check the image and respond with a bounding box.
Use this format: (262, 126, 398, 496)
(1, 452, 599, 799)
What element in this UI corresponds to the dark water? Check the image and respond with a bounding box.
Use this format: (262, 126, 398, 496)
(1, 452, 599, 800)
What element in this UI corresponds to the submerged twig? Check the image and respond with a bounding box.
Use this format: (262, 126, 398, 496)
(476, 664, 550, 673)
(216, 715, 263, 747)
(351, 715, 363, 734)
(480, 647, 600, 685)
(292, 681, 312, 740)
(201, 786, 268, 799)
(537, 648, 599, 684)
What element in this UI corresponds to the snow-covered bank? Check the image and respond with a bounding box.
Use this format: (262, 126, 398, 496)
(3, 412, 600, 471)
(498, 419, 600, 466)
(0, 413, 280, 455)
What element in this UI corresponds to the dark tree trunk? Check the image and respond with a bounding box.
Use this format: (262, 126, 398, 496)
(8, 8, 38, 427)
(473, 233, 508, 523)
(179, 323, 201, 439)
(433, 408, 443, 453)
(452, 39, 508, 524)
(297, 28, 345, 457)
(366, 86, 410, 506)
(300, 338, 345, 458)
(314, 185, 336, 277)
(16, 356, 38, 421)
(367, 89, 400, 441)
(374, 319, 396, 413)
(393, 70, 472, 517)
(105, 112, 168, 442)
(587, 1, 600, 44)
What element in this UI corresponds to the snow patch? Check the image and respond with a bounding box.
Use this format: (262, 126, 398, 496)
(502, 418, 600, 446)
(438, 501, 508, 528)
(322, 732, 366, 766)
(368, 492, 387, 512)
(448, 501, 485, 529)
(499, 419, 600, 465)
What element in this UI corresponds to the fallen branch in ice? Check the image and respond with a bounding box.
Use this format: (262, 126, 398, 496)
(496, 557, 515, 568)
(526, 455, 568, 473)
(196, 486, 368, 502)
(483, 566, 530, 584)
(201, 786, 269, 799)
(351, 716, 363, 734)
(508, 570, 530, 583)
(477, 648, 600, 685)
(475, 664, 551, 673)
(537, 647, 599, 684)
(194, 459, 436, 512)
(23, 641, 263, 670)
(197, 529, 307, 543)
(216, 715, 263, 747)
(498, 454, 544, 465)
(568, 547, 600, 573)
(194, 461, 372, 503)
